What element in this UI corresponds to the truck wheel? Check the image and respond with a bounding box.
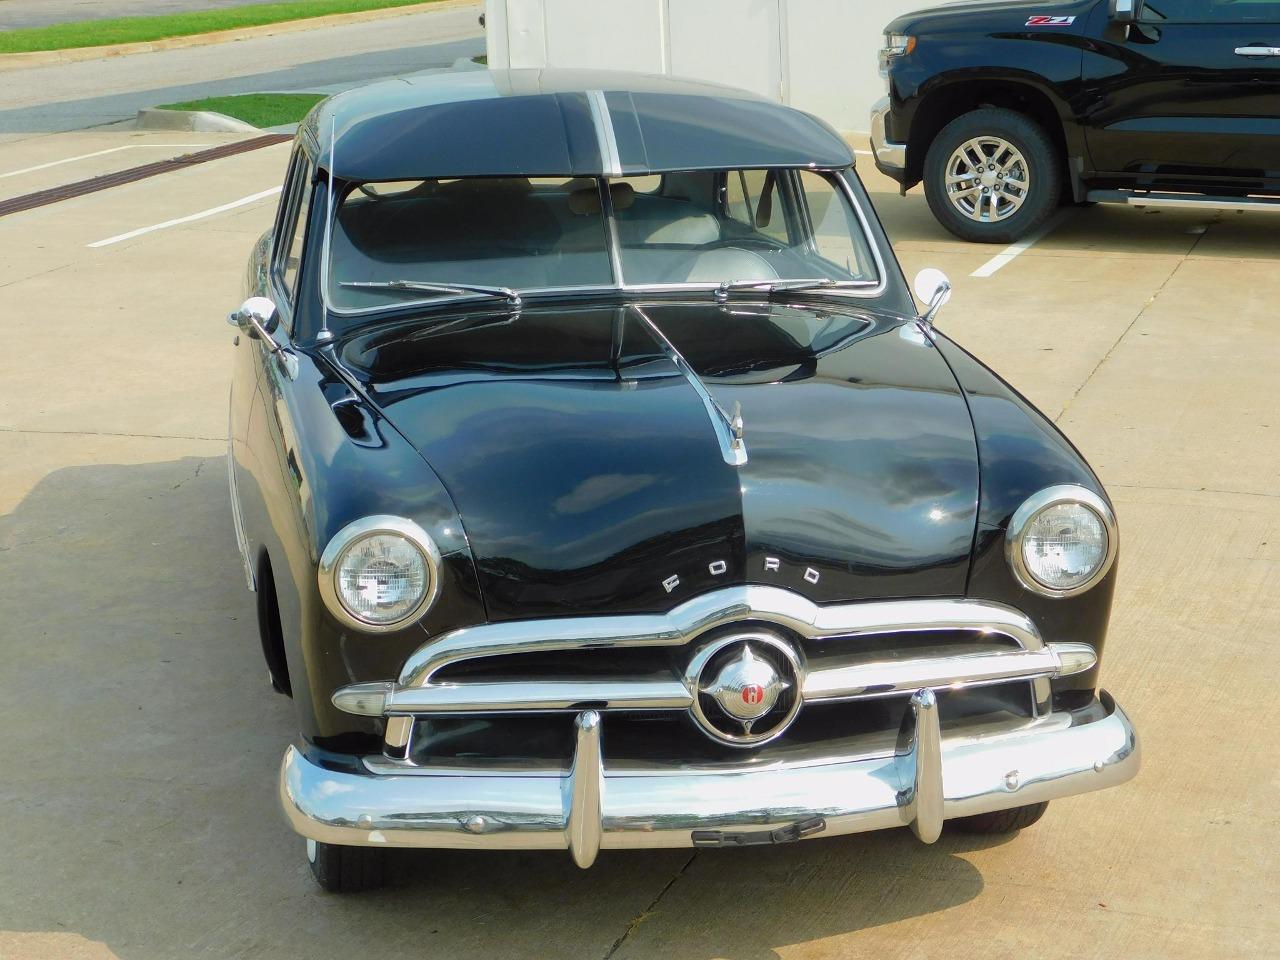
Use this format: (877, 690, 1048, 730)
(950, 801, 1049, 834)
(924, 108, 1061, 244)
(307, 838, 386, 893)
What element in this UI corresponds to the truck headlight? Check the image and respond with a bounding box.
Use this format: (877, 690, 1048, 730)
(319, 516, 441, 632)
(1006, 486, 1117, 598)
(879, 33, 916, 81)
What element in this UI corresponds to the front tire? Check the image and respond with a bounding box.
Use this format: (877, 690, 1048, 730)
(307, 839, 386, 893)
(950, 801, 1049, 835)
(924, 108, 1061, 244)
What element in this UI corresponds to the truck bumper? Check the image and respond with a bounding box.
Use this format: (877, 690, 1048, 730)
(280, 690, 1138, 867)
(870, 95, 908, 184)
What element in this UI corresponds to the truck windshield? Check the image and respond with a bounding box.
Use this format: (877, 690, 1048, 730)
(327, 169, 880, 314)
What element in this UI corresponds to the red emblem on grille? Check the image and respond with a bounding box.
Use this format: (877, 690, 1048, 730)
(742, 684, 765, 705)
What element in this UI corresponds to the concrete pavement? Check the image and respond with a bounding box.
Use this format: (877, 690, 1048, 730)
(0, 129, 1276, 959)
(0, 2, 483, 136)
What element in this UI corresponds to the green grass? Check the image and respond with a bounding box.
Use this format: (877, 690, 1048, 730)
(0, 0, 440, 55)
(157, 93, 326, 128)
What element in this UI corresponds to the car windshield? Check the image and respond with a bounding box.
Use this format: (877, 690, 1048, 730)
(326, 169, 880, 313)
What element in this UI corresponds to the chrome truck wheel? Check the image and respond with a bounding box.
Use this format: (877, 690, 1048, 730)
(945, 136, 1030, 223)
(924, 108, 1061, 244)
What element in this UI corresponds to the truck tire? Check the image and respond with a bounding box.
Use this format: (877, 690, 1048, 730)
(307, 839, 386, 893)
(950, 801, 1049, 835)
(924, 108, 1061, 244)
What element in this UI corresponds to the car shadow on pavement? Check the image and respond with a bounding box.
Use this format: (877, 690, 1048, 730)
(0, 455, 1001, 960)
(865, 185, 1280, 262)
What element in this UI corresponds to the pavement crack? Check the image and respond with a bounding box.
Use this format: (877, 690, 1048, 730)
(0, 426, 223, 441)
(171, 457, 209, 490)
(1054, 261, 1184, 424)
(601, 851, 698, 960)
(1109, 481, 1279, 501)
(1055, 219, 1214, 425)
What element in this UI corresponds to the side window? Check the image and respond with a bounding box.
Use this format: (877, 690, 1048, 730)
(273, 153, 314, 313)
(1143, 0, 1280, 21)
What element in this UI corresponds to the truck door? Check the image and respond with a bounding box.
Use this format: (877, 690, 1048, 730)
(1082, 0, 1280, 188)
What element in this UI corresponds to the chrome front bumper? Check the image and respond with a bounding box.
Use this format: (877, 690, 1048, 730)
(870, 95, 907, 176)
(280, 691, 1138, 867)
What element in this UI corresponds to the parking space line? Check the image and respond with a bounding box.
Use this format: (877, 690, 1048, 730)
(88, 186, 281, 248)
(0, 145, 214, 180)
(970, 210, 1070, 278)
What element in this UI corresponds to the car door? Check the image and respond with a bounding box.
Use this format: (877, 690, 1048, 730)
(234, 148, 316, 567)
(1082, 0, 1280, 189)
(256, 150, 316, 531)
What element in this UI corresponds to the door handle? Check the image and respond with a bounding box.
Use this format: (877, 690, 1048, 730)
(1235, 46, 1280, 56)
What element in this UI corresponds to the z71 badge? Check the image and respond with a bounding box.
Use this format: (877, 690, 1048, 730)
(1026, 14, 1076, 25)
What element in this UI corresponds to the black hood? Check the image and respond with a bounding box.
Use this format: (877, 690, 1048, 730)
(886, 0, 1091, 33)
(340, 301, 979, 621)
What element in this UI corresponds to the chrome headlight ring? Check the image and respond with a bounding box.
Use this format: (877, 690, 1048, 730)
(1005, 485, 1118, 599)
(318, 515, 442, 633)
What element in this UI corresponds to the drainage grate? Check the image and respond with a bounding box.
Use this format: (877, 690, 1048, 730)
(0, 133, 292, 220)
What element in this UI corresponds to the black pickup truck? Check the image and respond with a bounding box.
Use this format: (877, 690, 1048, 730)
(872, 0, 1280, 242)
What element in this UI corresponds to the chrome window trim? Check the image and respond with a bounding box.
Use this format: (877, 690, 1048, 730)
(1005, 484, 1119, 598)
(317, 514, 443, 633)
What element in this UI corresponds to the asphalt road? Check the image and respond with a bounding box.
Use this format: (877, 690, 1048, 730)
(0, 127, 1276, 960)
(0, 2, 484, 136)
(0, 0, 288, 31)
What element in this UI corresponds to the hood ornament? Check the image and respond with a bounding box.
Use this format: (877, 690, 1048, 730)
(631, 306, 748, 468)
(729, 401, 746, 459)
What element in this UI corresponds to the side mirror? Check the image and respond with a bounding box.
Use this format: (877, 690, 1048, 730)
(228, 296, 279, 339)
(1108, 0, 1144, 23)
(913, 268, 952, 327)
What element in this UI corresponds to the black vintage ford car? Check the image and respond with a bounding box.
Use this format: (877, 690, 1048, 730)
(873, 0, 1280, 241)
(227, 70, 1139, 892)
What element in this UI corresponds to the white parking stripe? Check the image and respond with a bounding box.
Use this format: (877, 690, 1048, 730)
(88, 186, 282, 248)
(970, 210, 1070, 278)
(0, 144, 214, 180)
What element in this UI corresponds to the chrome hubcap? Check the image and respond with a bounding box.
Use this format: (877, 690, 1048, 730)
(945, 137, 1030, 223)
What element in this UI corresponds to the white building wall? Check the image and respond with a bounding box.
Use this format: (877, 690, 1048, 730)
(485, 0, 929, 134)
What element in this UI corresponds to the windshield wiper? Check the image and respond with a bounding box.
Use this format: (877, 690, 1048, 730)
(339, 279, 522, 308)
(713, 277, 878, 302)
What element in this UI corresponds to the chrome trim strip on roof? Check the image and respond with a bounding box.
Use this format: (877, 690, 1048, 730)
(586, 89, 623, 177)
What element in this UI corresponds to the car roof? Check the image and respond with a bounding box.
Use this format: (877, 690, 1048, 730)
(299, 68, 854, 181)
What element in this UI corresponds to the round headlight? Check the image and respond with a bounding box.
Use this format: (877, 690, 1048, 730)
(318, 516, 441, 632)
(1006, 486, 1117, 598)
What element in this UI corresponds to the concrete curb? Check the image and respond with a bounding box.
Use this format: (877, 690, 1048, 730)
(135, 107, 261, 133)
(0, 0, 479, 74)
